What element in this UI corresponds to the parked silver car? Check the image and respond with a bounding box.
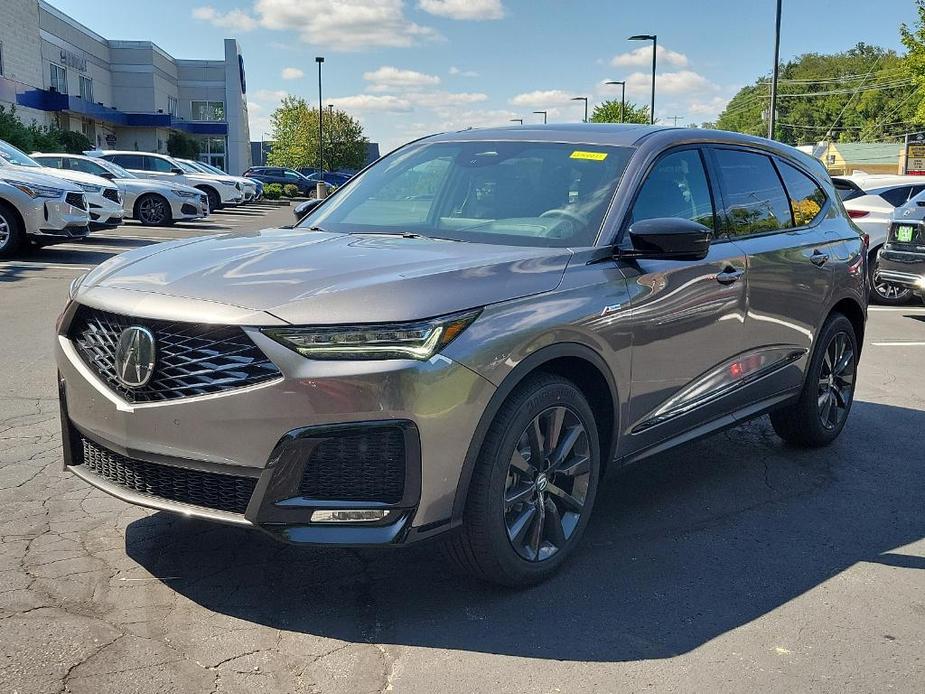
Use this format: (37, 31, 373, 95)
(0, 140, 89, 256)
(57, 125, 867, 585)
(24, 152, 124, 230)
(32, 154, 208, 226)
(176, 158, 258, 202)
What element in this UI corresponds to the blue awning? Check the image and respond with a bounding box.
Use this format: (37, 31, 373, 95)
(0, 75, 228, 135)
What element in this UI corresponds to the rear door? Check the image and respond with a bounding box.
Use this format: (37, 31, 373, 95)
(709, 147, 836, 403)
(619, 147, 748, 456)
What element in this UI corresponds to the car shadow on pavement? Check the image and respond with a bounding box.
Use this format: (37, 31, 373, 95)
(125, 401, 924, 662)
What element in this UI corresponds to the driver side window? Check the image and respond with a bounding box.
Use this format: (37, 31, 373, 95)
(630, 149, 715, 229)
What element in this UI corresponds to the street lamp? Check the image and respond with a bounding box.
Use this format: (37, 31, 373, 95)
(768, 0, 782, 139)
(315, 56, 324, 176)
(533, 110, 547, 124)
(628, 34, 656, 124)
(509, 118, 523, 124)
(604, 80, 626, 123)
(571, 96, 588, 123)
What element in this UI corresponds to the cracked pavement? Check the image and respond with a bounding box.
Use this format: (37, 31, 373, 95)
(1, 210, 924, 692)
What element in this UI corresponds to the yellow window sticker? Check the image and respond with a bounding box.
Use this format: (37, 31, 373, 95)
(570, 150, 608, 161)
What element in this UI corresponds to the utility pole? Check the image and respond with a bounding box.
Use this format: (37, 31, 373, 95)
(768, 0, 782, 140)
(315, 56, 324, 180)
(667, 115, 684, 126)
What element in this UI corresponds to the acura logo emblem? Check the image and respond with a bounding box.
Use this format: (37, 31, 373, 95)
(114, 326, 156, 388)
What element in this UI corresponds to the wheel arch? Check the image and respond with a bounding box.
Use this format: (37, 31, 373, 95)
(132, 192, 171, 221)
(0, 197, 26, 233)
(829, 296, 866, 358)
(450, 343, 620, 524)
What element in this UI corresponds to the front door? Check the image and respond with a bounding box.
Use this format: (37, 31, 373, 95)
(617, 148, 748, 458)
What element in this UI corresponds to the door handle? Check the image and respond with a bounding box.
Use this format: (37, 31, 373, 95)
(810, 250, 829, 267)
(715, 267, 745, 285)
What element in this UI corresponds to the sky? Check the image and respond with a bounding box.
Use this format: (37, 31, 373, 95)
(48, 0, 919, 153)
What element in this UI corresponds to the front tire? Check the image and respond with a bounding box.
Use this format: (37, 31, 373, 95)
(200, 187, 221, 212)
(135, 194, 172, 226)
(770, 313, 858, 447)
(0, 202, 26, 258)
(442, 374, 601, 586)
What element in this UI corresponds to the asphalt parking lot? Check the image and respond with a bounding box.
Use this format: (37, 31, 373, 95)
(0, 205, 923, 693)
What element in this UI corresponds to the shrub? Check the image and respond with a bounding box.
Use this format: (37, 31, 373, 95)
(0, 105, 92, 154)
(282, 184, 299, 198)
(167, 132, 201, 159)
(263, 183, 283, 200)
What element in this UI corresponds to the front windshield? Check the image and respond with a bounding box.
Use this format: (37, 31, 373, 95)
(93, 158, 136, 179)
(198, 162, 225, 175)
(298, 140, 633, 247)
(183, 160, 212, 173)
(174, 160, 201, 174)
(0, 140, 42, 168)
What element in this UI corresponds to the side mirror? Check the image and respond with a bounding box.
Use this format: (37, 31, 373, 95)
(294, 198, 323, 221)
(171, 167, 184, 175)
(99, 172, 115, 180)
(626, 217, 712, 261)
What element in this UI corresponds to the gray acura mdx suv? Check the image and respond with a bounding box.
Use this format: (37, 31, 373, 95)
(57, 125, 866, 586)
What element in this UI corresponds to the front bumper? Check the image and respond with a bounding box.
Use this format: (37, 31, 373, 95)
(87, 193, 125, 228)
(22, 195, 90, 239)
(55, 302, 496, 545)
(877, 247, 925, 291)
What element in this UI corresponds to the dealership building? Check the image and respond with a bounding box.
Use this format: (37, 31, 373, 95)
(0, 0, 251, 173)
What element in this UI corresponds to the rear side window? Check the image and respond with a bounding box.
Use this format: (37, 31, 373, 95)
(109, 154, 144, 169)
(146, 156, 175, 173)
(776, 160, 828, 227)
(713, 149, 792, 236)
(630, 149, 715, 229)
(878, 186, 913, 207)
(70, 158, 108, 176)
(37, 156, 63, 168)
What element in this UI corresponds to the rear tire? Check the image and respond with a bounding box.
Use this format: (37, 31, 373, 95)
(770, 313, 858, 447)
(0, 202, 26, 258)
(441, 374, 601, 586)
(869, 248, 914, 305)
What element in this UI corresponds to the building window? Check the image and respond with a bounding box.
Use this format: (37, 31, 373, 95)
(79, 75, 93, 102)
(198, 136, 227, 171)
(191, 101, 225, 122)
(81, 119, 96, 143)
(167, 96, 178, 116)
(50, 63, 67, 93)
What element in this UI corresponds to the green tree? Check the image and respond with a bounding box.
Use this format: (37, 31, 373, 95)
(0, 105, 91, 154)
(268, 96, 368, 171)
(901, 0, 925, 125)
(590, 99, 650, 124)
(717, 43, 918, 145)
(167, 132, 201, 159)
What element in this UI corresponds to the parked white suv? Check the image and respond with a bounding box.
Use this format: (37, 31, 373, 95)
(88, 151, 244, 211)
(0, 140, 89, 256)
(176, 158, 258, 202)
(32, 154, 208, 227)
(834, 173, 925, 304)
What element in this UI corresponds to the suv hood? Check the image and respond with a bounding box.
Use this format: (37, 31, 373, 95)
(34, 167, 115, 190)
(0, 164, 84, 191)
(79, 228, 572, 324)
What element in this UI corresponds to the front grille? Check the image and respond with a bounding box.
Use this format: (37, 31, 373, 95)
(66, 192, 87, 210)
(69, 306, 281, 402)
(103, 188, 121, 204)
(77, 436, 256, 514)
(299, 426, 406, 503)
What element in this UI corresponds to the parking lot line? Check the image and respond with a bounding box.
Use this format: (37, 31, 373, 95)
(871, 341, 925, 346)
(0, 261, 92, 271)
(868, 306, 925, 312)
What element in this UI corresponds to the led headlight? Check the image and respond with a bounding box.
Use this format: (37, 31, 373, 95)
(262, 309, 481, 361)
(2, 179, 64, 199)
(69, 271, 88, 300)
(171, 188, 199, 198)
(77, 183, 102, 193)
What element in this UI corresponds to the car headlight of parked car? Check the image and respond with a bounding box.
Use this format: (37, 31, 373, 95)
(2, 178, 64, 199)
(170, 189, 199, 198)
(262, 309, 481, 361)
(69, 271, 89, 300)
(77, 183, 102, 193)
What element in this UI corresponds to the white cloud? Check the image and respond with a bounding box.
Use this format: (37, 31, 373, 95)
(432, 107, 519, 131)
(509, 90, 577, 108)
(449, 66, 479, 77)
(363, 66, 441, 91)
(406, 91, 487, 107)
(611, 45, 689, 68)
(250, 89, 289, 102)
(254, 0, 441, 51)
(688, 96, 729, 116)
(281, 67, 304, 80)
(329, 94, 414, 112)
(192, 6, 258, 32)
(624, 70, 718, 97)
(417, 0, 504, 20)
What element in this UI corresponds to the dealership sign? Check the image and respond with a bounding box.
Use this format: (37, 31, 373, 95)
(905, 133, 925, 175)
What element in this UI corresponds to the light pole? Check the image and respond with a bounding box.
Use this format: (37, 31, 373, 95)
(768, 0, 782, 140)
(509, 118, 523, 124)
(533, 110, 547, 124)
(604, 80, 626, 123)
(315, 56, 324, 177)
(571, 96, 588, 123)
(628, 34, 656, 124)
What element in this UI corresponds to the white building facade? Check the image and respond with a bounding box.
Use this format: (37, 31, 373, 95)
(0, 0, 251, 173)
